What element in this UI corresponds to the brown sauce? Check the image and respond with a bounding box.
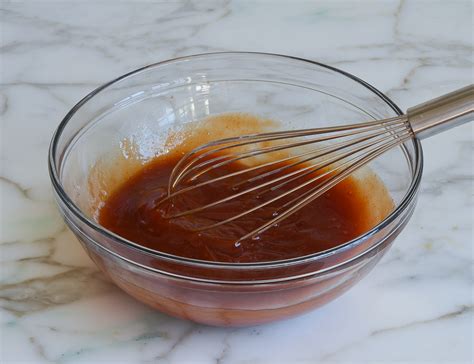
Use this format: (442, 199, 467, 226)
(98, 137, 392, 263)
(90, 113, 396, 326)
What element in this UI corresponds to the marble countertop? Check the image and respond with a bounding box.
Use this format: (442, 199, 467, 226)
(1, 1, 472, 363)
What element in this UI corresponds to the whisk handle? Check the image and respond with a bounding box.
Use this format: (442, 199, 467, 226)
(407, 84, 474, 139)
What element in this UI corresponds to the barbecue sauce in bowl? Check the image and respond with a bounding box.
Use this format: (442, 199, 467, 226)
(81, 113, 400, 326)
(98, 114, 394, 263)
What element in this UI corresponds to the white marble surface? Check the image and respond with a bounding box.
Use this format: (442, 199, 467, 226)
(1, 1, 473, 363)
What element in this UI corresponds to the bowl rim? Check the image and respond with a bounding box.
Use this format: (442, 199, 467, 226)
(48, 51, 423, 269)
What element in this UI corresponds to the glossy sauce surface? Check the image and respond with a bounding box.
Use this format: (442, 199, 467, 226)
(99, 151, 391, 263)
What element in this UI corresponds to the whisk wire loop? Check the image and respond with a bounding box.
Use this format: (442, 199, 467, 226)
(161, 116, 414, 240)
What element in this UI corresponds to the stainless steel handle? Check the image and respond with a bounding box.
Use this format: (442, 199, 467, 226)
(407, 84, 474, 139)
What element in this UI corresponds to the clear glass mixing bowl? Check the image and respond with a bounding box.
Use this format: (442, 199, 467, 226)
(49, 52, 422, 326)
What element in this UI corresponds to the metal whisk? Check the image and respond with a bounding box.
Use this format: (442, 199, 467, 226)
(163, 85, 473, 244)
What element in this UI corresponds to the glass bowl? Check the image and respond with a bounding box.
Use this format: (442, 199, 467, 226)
(49, 52, 423, 327)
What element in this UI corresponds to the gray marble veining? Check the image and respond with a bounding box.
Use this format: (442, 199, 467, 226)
(0, 1, 472, 363)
